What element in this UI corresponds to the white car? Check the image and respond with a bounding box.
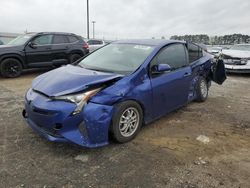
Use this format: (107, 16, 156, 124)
(87, 39, 106, 52)
(207, 46, 222, 56)
(222, 44, 250, 73)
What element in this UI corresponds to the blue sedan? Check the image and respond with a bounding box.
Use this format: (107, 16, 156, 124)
(23, 39, 225, 148)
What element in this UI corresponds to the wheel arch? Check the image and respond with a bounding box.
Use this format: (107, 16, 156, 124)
(69, 50, 84, 56)
(113, 99, 146, 124)
(108, 99, 145, 142)
(0, 54, 26, 68)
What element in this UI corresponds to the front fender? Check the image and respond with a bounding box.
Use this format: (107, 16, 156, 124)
(90, 68, 153, 123)
(0, 53, 26, 68)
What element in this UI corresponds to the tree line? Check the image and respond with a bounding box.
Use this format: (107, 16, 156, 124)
(170, 34, 250, 45)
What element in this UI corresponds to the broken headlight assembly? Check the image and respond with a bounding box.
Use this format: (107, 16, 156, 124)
(53, 88, 101, 115)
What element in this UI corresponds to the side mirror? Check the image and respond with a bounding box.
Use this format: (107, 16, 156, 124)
(28, 41, 36, 48)
(151, 64, 171, 74)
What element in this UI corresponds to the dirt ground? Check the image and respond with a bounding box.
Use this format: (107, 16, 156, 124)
(0, 70, 249, 188)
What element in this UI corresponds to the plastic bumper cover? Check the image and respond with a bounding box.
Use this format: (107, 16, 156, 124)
(23, 90, 114, 148)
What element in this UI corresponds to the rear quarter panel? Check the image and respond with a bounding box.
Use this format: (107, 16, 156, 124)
(187, 54, 213, 101)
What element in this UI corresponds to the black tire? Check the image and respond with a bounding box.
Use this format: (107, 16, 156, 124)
(195, 77, 208, 102)
(111, 101, 143, 143)
(70, 54, 82, 64)
(0, 58, 22, 78)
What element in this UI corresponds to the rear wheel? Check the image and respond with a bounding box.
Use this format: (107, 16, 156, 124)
(0, 58, 22, 78)
(70, 54, 82, 64)
(111, 101, 143, 143)
(196, 77, 208, 102)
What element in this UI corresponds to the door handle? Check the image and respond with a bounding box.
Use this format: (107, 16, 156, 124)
(183, 72, 191, 77)
(46, 47, 51, 50)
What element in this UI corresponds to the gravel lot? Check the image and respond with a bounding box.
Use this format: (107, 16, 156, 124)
(0, 70, 250, 188)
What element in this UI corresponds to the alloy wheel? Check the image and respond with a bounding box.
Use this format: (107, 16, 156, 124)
(119, 107, 140, 137)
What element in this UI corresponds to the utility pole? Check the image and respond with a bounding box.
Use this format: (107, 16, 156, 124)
(92, 21, 96, 39)
(86, 0, 90, 39)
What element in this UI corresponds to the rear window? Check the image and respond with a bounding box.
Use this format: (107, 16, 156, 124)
(88, 40, 103, 45)
(188, 43, 203, 63)
(53, 35, 69, 44)
(68, 35, 79, 43)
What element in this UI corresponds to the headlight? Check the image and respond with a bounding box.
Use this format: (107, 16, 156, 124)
(53, 88, 101, 115)
(240, 59, 248, 65)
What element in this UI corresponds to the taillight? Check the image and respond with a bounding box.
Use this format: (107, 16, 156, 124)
(83, 43, 89, 49)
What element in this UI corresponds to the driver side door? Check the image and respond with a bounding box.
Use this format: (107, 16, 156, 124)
(150, 43, 192, 119)
(25, 34, 53, 67)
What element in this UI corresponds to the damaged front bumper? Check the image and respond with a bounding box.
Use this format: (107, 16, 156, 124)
(222, 55, 250, 73)
(23, 89, 114, 148)
(224, 61, 250, 73)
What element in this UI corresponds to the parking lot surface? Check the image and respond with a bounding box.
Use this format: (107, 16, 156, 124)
(0, 71, 250, 187)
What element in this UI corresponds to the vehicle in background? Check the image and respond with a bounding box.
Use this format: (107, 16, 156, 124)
(87, 39, 106, 52)
(104, 40, 114, 44)
(222, 44, 250, 73)
(23, 39, 226, 148)
(0, 32, 89, 78)
(196, 43, 208, 52)
(0, 39, 3, 45)
(207, 46, 222, 56)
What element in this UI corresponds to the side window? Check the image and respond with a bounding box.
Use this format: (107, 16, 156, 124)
(88, 40, 103, 45)
(188, 43, 203, 63)
(151, 44, 187, 70)
(32, 35, 53, 45)
(87, 40, 95, 45)
(95, 40, 103, 45)
(53, 35, 69, 44)
(68, 36, 79, 43)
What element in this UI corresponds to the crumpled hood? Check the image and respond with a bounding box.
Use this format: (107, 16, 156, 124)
(32, 65, 123, 97)
(222, 49, 250, 59)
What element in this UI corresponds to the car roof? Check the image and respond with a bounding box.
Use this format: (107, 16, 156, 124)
(113, 39, 185, 46)
(88, 39, 103, 41)
(26, 32, 77, 36)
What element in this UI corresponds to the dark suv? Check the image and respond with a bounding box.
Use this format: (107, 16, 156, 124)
(0, 32, 89, 78)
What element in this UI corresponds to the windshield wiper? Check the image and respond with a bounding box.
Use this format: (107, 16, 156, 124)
(77, 64, 83, 68)
(85, 67, 115, 73)
(77, 64, 116, 74)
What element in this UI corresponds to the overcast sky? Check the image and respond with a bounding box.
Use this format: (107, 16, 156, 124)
(0, 0, 250, 39)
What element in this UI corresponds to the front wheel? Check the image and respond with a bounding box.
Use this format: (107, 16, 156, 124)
(111, 101, 143, 143)
(0, 58, 22, 78)
(195, 77, 208, 102)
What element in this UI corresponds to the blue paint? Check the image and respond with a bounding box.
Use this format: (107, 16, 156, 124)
(24, 40, 214, 148)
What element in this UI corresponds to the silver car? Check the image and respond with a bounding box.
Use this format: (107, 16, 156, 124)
(222, 44, 250, 73)
(87, 39, 106, 52)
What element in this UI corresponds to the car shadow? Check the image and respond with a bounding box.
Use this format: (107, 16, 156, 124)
(226, 72, 250, 78)
(21, 68, 53, 75)
(0, 68, 53, 80)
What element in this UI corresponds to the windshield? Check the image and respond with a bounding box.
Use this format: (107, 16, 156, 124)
(79, 43, 154, 75)
(8, 34, 33, 45)
(230, 45, 250, 51)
